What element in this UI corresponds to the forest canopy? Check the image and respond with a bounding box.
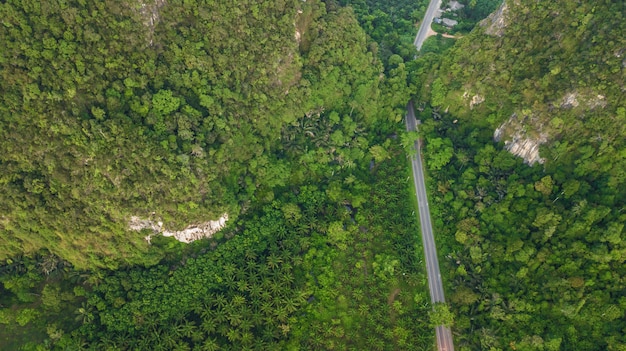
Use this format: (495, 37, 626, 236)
(0, 0, 411, 269)
(3, 0, 625, 350)
(0, 0, 434, 349)
(412, 0, 626, 349)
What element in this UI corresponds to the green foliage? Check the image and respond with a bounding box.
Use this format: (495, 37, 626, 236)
(444, 0, 503, 34)
(424, 137, 454, 171)
(430, 78, 447, 107)
(0, 254, 84, 349)
(16, 309, 39, 327)
(20, 148, 432, 350)
(0, 0, 430, 349)
(420, 35, 457, 55)
(419, 111, 626, 349)
(151, 89, 181, 115)
(369, 144, 391, 162)
(463, 0, 503, 21)
(339, 0, 426, 64)
(429, 303, 454, 328)
(414, 2, 626, 349)
(0, 0, 412, 269)
(0, 309, 15, 325)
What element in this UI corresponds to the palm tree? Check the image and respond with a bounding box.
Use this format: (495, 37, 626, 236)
(248, 283, 263, 299)
(257, 263, 269, 277)
(223, 263, 237, 276)
(226, 328, 240, 343)
(173, 341, 191, 351)
(240, 331, 254, 346)
(113, 332, 132, 349)
(69, 336, 92, 351)
(283, 297, 299, 314)
(199, 303, 214, 319)
(261, 324, 278, 341)
(213, 308, 228, 324)
(266, 282, 282, 296)
(214, 294, 227, 309)
(198, 337, 221, 351)
(162, 330, 179, 349)
(260, 290, 272, 302)
(236, 280, 249, 293)
(175, 320, 197, 338)
(227, 310, 243, 327)
(244, 260, 260, 275)
(274, 305, 289, 323)
(280, 271, 295, 286)
(260, 301, 274, 316)
(137, 333, 152, 350)
(266, 254, 282, 270)
(231, 294, 246, 306)
(250, 309, 264, 327)
(200, 316, 217, 334)
(74, 302, 94, 324)
(309, 332, 325, 349)
(252, 339, 269, 350)
(244, 249, 257, 261)
(223, 274, 237, 290)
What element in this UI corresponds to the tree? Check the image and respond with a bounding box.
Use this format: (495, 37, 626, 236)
(430, 78, 447, 107)
(429, 303, 454, 328)
(426, 137, 454, 171)
(370, 145, 391, 162)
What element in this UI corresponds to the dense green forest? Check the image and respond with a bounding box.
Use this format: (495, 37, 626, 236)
(1, 151, 432, 350)
(0, 0, 439, 349)
(414, 0, 626, 350)
(3, 0, 624, 349)
(438, 0, 503, 34)
(0, 0, 410, 269)
(337, 0, 425, 64)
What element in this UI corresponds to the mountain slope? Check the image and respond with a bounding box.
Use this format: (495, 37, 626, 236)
(413, 1, 626, 349)
(0, 0, 403, 269)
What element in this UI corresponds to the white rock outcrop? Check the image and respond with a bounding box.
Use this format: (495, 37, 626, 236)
(129, 213, 229, 244)
(480, 1, 510, 37)
(560, 93, 579, 109)
(494, 114, 547, 165)
(470, 94, 485, 109)
(137, 0, 167, 45)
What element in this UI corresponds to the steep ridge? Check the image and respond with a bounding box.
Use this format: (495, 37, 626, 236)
(0, 0, 393, 268)
(413, 1, 626, 349)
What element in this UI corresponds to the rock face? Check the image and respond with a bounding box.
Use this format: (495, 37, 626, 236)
(560, 92, 579, 109)
(494, 114, 547, 165)
(470, 94, 485, 109)
(462, 91, 485, 109)
(137, 0, 167, 44)
(480, 0, 510, 37)
(129, 213, 229, 243)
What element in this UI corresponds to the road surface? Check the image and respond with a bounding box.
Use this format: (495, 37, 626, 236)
(406, 102, 455, 351)
(414, 0, 442, 51)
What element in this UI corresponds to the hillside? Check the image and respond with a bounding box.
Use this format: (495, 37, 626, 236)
(414, 0, 626, 349)
(0, 1, 436, 349)
(0, 0, 410, 269)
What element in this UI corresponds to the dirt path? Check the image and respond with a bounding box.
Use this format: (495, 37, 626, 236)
(425, 26, 460, 40)
(387, 288, 402, 336)
(387, 288, 401, 306)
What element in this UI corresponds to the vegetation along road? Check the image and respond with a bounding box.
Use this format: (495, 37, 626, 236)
(413, 0, 442, 50)
(406, 101, 454, 351)
(408, 0, 456, 348)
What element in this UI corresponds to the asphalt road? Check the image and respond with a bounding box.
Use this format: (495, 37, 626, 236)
(406, 102, 455, 351)
(413, 0, 442, 51)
